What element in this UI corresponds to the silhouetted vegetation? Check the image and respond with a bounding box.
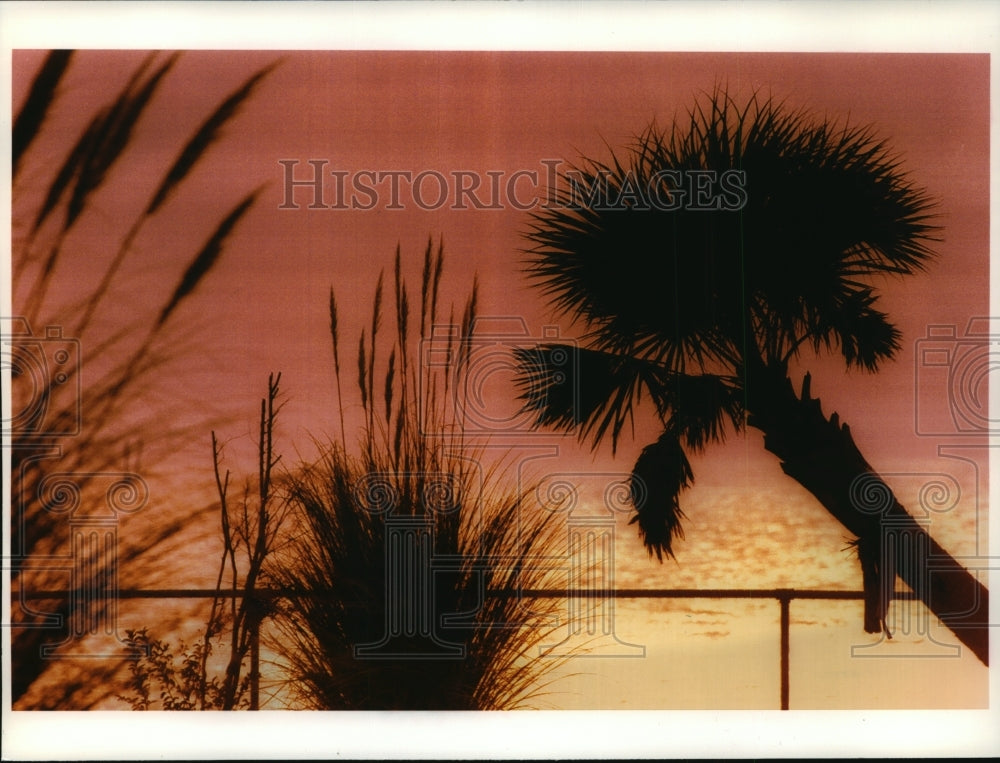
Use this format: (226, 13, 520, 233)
(270, 241, 568, 709)
(117, 242, 570, 710)
(515, 88, 988, 665)
(119, 375, 287, 710)
(9, 50, 277, 707)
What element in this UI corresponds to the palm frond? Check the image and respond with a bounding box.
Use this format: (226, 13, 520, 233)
(628, 430, 694, 561)
(524, 87, 939, 375)
(514, 343, 742, 453)
(800, 284, 901, 370)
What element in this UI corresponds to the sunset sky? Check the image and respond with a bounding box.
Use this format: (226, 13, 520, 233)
(10, 48, 989, 475)
(3, 2, 998, 760)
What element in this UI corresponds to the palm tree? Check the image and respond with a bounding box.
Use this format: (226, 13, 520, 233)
(513, 89, 989, 666)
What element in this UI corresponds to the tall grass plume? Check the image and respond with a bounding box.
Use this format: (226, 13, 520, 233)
(270, 241, 569, 710)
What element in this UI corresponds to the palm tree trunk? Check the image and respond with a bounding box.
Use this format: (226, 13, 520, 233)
(745, 358, 989, 666)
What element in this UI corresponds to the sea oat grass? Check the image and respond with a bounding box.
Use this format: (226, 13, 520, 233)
(270, 242, 569, 709)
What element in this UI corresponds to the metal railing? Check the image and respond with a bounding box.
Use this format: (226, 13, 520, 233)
(512, 587, 921, 710)
(14, 585, 921, 710)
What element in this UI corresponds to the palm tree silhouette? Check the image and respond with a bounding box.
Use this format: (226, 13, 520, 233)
(514, 89, 988, 665)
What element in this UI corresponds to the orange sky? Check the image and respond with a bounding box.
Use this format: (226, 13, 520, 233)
(12, 51, 990, 482)
(11, 47, 991, 586)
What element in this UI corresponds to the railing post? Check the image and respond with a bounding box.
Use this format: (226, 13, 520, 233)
(778, 591, 791, 710)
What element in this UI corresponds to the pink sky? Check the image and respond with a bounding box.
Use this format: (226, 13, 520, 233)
(13, 51, 988, 478)
(8, 49, 992, 718)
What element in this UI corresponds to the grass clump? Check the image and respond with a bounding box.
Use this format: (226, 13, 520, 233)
(271, 240, 568, 710)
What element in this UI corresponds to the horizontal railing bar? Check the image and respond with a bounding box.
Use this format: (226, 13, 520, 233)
(11, 587, 921, 601)
(9, 586, 924, 712)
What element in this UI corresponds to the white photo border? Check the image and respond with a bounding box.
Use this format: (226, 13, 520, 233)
(1, 1, 997, 759)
